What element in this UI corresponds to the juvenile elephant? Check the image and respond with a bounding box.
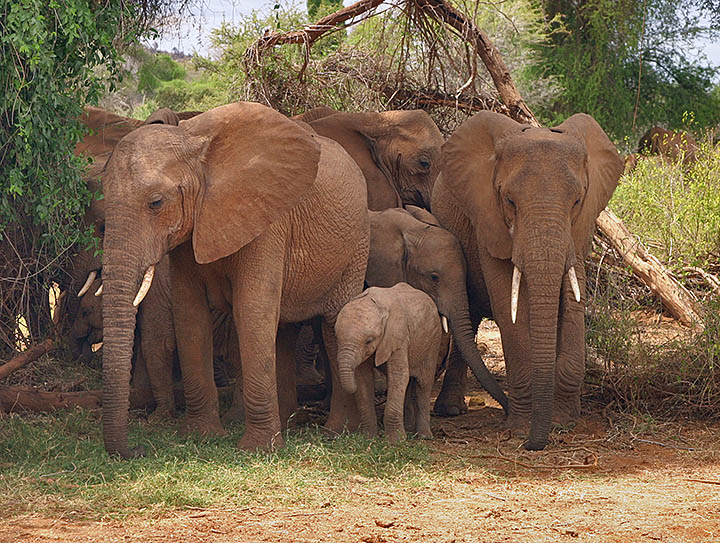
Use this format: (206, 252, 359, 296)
(100, 102, 369, 458)
(638, 126, 697, 163)
(308, 110, 444, 210)
(432, 112, 623, 450)
(366, 206, 508, 413)
(336, 284, 444, 443)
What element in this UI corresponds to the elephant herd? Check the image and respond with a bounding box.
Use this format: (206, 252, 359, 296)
(61, 101, 624, 458)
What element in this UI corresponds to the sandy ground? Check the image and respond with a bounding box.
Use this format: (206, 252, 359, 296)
(4, 321, 720, 543)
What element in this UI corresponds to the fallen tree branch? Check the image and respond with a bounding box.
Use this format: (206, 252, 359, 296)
(0, 338, 54, 381)
(595, 208, 703, 329)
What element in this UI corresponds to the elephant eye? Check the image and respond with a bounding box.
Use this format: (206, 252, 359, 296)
(366, 337, 375, 345)
(574, 198, 581, 207)
(429, 272, 440, 283)
(506, 197, 516, 208)
(149, 197, 164, 211)
(419, 159, 431, 169)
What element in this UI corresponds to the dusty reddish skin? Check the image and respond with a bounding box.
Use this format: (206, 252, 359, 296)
(100, 102, 369, 458)
(432, 111, 623, 450)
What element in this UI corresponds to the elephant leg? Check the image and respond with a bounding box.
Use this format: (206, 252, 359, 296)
(171, 256, 224, 437)
(276, 323, 299, 429)
(130, 348, 155, 409)
(415, 366, 434, 439)
(221, 327, 245, 425)
(142, 339, 176, 422)
(384, 353, 409, 444)
(433, 345, 468, 416)
(354, 359, 377, 438)
(233, 240, 285, 451)
(295, 323, 324, 386)
(479, 253, 532, 430)
(554, 264, 586, 425)
(403, 379, 417, 434)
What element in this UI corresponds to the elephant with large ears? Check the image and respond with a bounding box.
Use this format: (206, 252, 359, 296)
(101, 102, 369, 458)
(432, 112, 623, 450)
(336, 283, 444, 443)
(308, 110, 444, 211)
(366, 206, 508, 413)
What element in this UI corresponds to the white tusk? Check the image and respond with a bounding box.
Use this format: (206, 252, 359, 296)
(77, 270, 97, 297)
(568, 266, 581, 303)
(441, 315, 449, 334)
(511, 265, 521, 324)
(133, 266, 155, 307)
(94, 283, 103, 296)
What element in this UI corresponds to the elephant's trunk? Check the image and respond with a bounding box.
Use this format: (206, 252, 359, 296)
(101, 219, 143, 459)
(337, 345, 363, 394)
(520, 230, 567, 451)
(445, 291, 509, 413)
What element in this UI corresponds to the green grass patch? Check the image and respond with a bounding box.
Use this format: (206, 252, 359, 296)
(0, 409, 434, 520)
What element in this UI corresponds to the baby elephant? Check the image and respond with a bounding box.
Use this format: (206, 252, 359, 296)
(336, 283, 444, 443)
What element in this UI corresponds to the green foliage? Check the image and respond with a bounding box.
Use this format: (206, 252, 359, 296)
(611, 139, 720, 268)
(137, 53, 187, 93)
(0, 409, 432, 518)
(154, 77, 227, 112)
(527, 0, 720, 139)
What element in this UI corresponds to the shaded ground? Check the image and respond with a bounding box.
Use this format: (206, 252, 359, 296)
(3, 322, 720, 542)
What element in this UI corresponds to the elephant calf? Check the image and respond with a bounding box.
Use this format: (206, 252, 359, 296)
(335, 283, 445, 443)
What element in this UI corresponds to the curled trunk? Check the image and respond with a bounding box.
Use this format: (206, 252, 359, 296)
(447, 295, 509, 413)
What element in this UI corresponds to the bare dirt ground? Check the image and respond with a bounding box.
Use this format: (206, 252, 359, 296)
(4, 321, 720, 543)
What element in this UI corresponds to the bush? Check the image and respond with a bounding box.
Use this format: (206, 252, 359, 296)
(137, 53, 187, 94)
(611, 138, 720, 269)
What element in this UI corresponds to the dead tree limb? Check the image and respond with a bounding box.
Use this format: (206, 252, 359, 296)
(595, 208, 704, 329)
(0, 338, 54, 381)
(412, 0, 539, 126)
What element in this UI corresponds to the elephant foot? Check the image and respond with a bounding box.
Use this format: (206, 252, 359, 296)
(181, 413, 226, 437)
(221, 402, 246, 426)
(433, 387, 468, 417)
(238, 427, 284, 452)
(415, 428, 433, 440)
(385, 428, 406, 444)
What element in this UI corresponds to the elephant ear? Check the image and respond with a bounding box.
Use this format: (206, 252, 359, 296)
(557, 113, 623, 257)
(441, 111, 525, 260)
(144, 108, 180, 126)
(186, 102, 321, 264)
(374, 295, 408, 367)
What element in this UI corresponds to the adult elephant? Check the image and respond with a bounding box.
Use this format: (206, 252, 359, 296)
(308, 110, 444, 210)
(366, 206, 508, 413)
(638, 126, 697, 163)
(100, 102, 369, 458)
(432, 112, 623, 450)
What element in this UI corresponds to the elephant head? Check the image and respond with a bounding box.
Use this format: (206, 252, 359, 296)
(309, 110, 444, 211)
(335, 290, 406, 395)
(100, 102, 321, 457)
(366, 206, 508, 412)
(69, 277, 104, 361)
(442, 111, 623, 450)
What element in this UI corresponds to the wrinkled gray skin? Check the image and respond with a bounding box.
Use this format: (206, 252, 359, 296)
(336, 284, 444, 443)
(309, 110, 444, 211)
(366, 206, 509, 414)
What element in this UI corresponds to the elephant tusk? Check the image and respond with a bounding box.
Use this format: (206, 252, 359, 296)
(511, 265, 521, 324)
(568, 266, 581, 303)
(441, 315, 449, 334)
(94, 283, 103, 297)
(133, 266, 155, 307)
(77, 270, 97, 297)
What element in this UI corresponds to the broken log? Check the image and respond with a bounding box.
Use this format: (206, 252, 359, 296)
(0, 338, 54, 381)
(595, 208, 703, 328)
